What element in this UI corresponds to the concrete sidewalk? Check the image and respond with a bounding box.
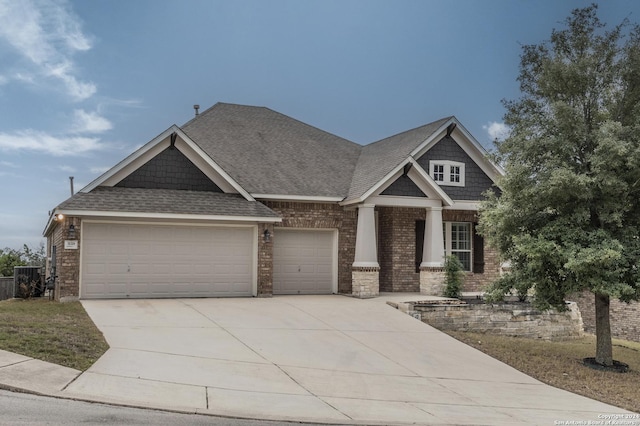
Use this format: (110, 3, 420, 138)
(0, 294, 635, 425)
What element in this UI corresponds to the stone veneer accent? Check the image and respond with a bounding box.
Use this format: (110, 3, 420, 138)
(262, 201, 357, 295)
(47, 216, 81, 301)
(352, 268, 380, 298)
(420, 267, 445, 296)
(408, 301, 584, 341)
(570, 291, 640, 343)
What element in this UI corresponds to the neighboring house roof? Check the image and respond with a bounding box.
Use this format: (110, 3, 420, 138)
(181, 103, 362, 198)
(52, 187, 280, 220)
(346, 117, 453, 202)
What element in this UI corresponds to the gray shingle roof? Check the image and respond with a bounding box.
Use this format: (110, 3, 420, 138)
(181, 103, 362, 197)
(57, 187, 280, 218)
(346, 117, 452, 201)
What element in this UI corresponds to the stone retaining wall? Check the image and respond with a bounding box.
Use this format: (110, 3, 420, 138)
(406, 301, 584, 341)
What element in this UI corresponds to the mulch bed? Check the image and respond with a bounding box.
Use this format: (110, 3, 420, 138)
(583, 357, 630, 373)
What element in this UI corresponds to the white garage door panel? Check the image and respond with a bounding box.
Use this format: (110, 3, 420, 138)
(81, 223, 254, 299)
(273, 229, 335, 295)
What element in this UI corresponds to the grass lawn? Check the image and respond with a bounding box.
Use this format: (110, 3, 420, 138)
(0, 298, 109, 371)
(446, 331, 640, 413)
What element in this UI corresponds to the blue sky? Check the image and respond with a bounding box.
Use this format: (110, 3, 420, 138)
(0, 0, 639, 250)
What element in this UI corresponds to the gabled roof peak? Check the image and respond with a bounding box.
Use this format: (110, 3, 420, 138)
(366, 116, 454, 148)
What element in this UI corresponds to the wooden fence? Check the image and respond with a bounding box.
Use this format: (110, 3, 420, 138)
(0, 277, 14, 301)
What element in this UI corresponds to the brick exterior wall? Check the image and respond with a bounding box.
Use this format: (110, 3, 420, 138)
(463, 245, 500, 292)
(48, 216, 81, 301)
(44, 203, 498, 300)
(257, 222, 274, 296)
(377, 207, 498, 295)
(570, 291, 640, 343)
(378, 207, 424, 292)
(262, 201, 357, 294)
(442, 209, 499, 293)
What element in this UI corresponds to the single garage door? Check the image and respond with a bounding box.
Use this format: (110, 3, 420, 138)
(273, 229, 335, 295)
(81, 222, 255, 299)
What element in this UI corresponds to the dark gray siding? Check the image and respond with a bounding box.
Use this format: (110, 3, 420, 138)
(116, 147, 223, 192)
(381, 175, 427, 197)
(417, 136, 496, 200)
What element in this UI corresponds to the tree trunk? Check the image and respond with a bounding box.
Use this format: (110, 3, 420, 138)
(594, 292, 613, 366)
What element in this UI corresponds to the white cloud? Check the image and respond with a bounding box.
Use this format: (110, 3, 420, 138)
(0, 129, 102, 156)
(46, 60, 96, 100)
(58, 165, 75, 172)
(483, 121, 511, 141)
(0, 160, 18, 168)
(72, 109, 113, 134)
(0, 0, 95, 100)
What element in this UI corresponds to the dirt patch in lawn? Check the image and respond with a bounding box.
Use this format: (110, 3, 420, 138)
(0, 298, 109, 371)
(446, 331, 640, 413)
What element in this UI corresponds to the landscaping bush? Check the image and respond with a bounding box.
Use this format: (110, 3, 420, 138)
(443, 255, 464, 298)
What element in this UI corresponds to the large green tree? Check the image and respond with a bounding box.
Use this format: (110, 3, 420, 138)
(0, 243, 46, 276)
(480, 4, 640, 367)
(0, 248, 25, 277)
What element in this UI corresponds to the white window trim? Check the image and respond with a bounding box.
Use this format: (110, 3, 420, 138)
(429, 160, 465, 187)
(443, 221, 472, 271)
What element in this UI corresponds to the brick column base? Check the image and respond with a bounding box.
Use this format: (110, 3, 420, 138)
(352, 267, 380, 298)
(420, 267, 445, 296)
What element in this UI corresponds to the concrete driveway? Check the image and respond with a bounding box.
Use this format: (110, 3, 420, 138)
(64, 295, 630, 425)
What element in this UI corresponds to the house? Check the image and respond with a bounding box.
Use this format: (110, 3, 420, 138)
(43, 103, 503, 301)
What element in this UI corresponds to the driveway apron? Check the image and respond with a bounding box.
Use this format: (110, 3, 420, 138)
(65, 295, 633, 425)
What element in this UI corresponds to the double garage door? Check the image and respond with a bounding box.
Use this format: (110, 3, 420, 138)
(81, 223, 336, 299)
(81, 223, 255, 299)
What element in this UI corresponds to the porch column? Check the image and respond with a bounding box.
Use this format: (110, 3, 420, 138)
(420, 206, 446, 295)
(352, 204, 379, 298)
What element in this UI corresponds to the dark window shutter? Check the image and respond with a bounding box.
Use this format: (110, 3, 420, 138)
(415, 220, 425, 273)
(472, 223, 484, 274)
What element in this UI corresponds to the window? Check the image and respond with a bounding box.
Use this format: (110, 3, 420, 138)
(429, 161, 465, 186)
(433, 164, 444, 182)
(450, 165, 460, 183)
(443, 222, 472, 271)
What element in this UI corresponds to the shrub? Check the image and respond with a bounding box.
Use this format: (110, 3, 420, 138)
(443, 255, 464, 298)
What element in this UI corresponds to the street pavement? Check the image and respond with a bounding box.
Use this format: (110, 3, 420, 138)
(0, 388, 298, 426)
(0, 294, 635, 425)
